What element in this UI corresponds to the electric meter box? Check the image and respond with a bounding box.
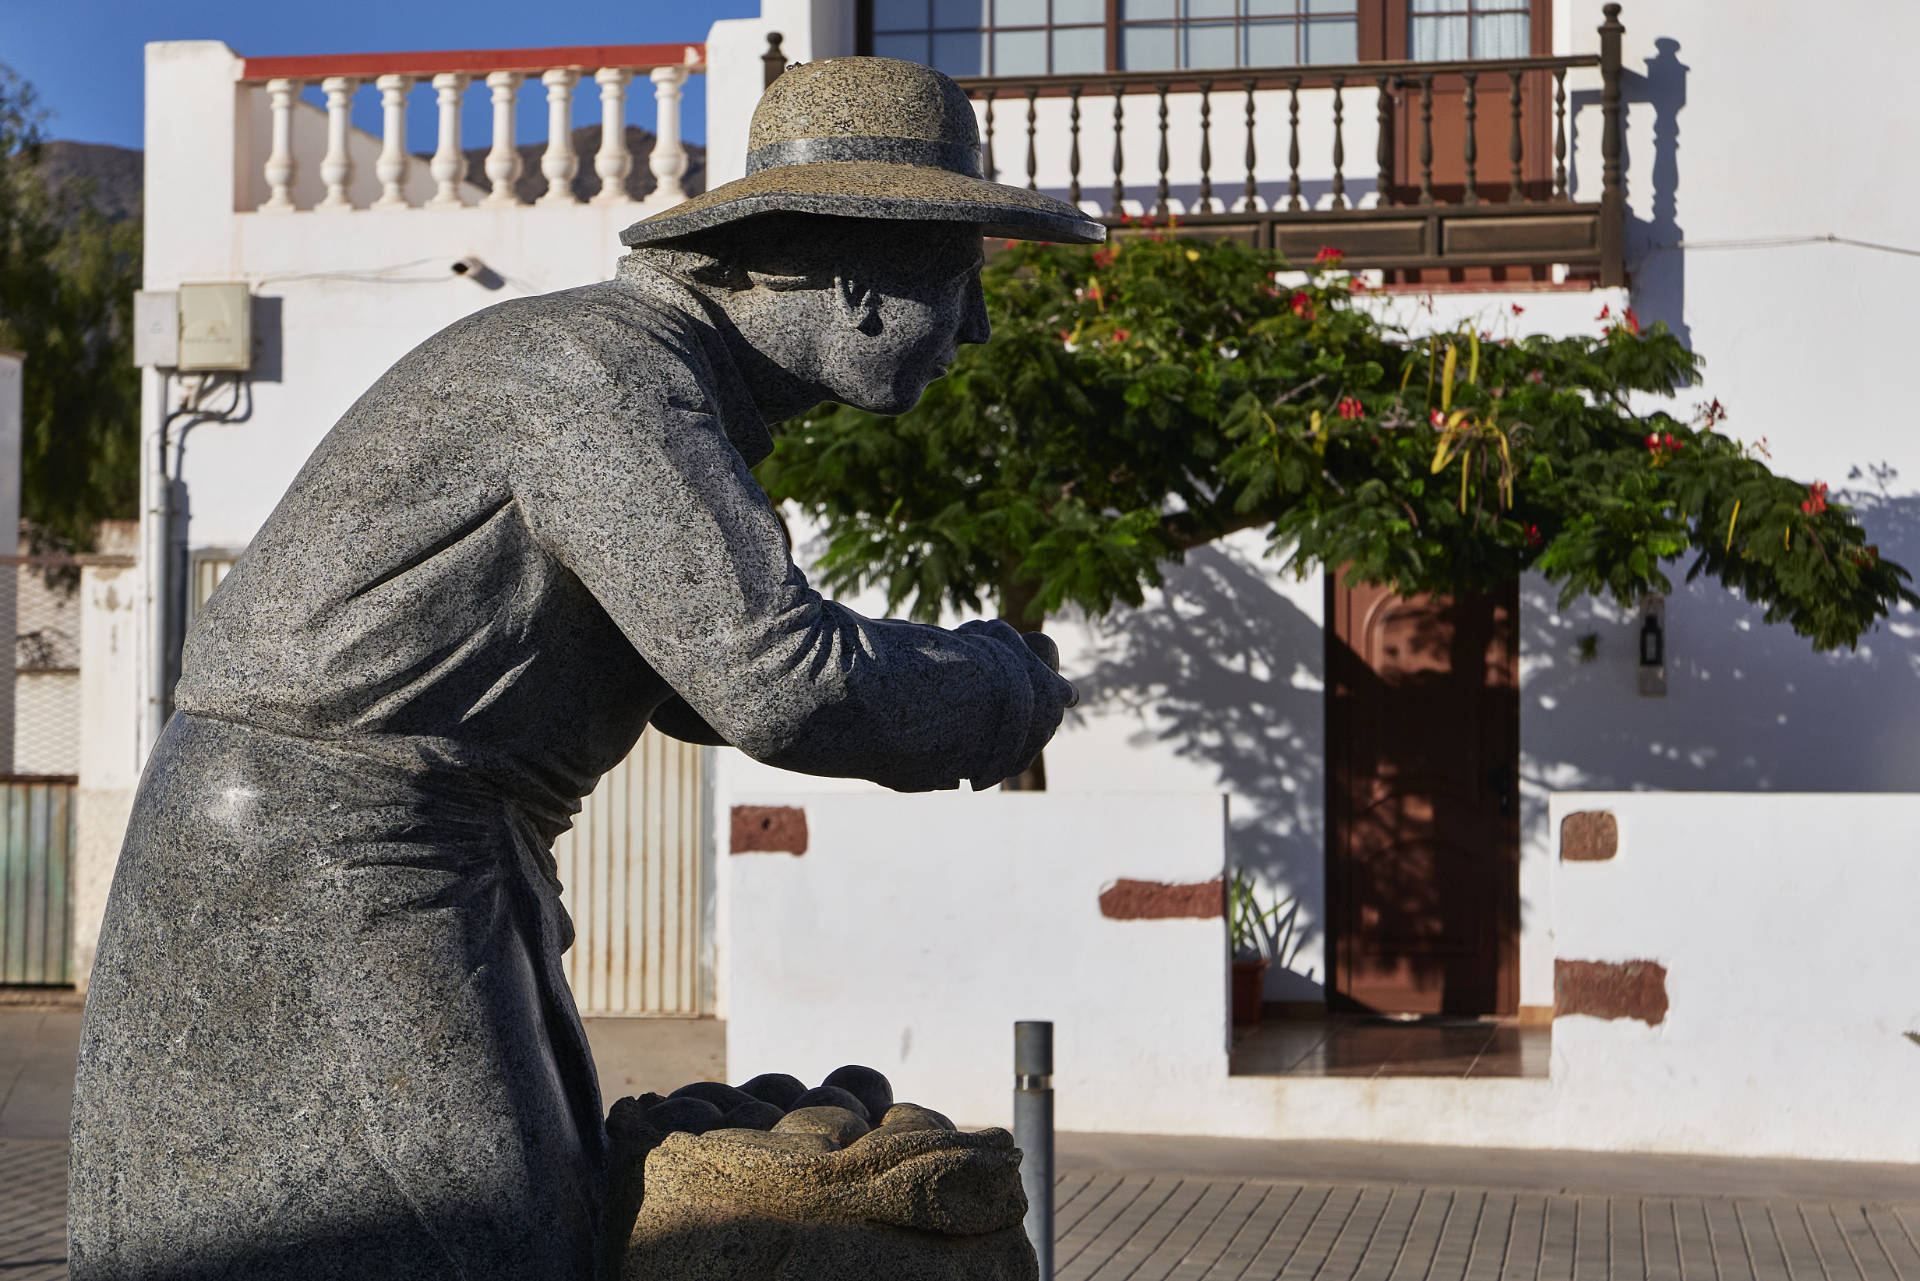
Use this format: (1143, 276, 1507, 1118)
(132, 290, 179, 368)
(177, 283, 252, 372)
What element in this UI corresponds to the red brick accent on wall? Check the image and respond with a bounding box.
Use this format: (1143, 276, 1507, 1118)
(730, 805, 808, 856)
(1560, 811, 1619, 861)
(1098, 877, 1225, 920)
(1555, 959, 1669, 1025)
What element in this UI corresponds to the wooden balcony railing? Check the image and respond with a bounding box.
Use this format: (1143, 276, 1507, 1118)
(866, 3, 1626, 283)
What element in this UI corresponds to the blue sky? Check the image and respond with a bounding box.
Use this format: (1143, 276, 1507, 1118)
(0, 0, 763, 152)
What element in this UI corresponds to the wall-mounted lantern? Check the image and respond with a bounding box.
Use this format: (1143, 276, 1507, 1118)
(1637, 593, 1667, 697)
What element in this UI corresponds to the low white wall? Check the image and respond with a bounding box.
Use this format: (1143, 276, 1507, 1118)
(74, 560, 140, 990)
(724, 790, 1228, 1130)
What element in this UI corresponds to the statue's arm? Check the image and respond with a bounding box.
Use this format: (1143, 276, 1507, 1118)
(648, 693, 729, 747)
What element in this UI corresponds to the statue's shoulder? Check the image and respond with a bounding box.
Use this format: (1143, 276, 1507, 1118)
(429, 279, 711, 391)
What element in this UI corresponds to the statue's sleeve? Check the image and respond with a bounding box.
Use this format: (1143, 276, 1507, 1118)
(505, 326, 1045, 792)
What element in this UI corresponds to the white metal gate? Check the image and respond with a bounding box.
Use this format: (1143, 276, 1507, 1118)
(553, 729, 709, 1016)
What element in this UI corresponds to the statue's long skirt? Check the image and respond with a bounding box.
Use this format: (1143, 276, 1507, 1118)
(68, 713, 604, 1281)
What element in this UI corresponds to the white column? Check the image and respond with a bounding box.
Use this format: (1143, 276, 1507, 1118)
(318, 75, 358, 211)
(263, 78, 299, 212)
(430, 73, 468, 206)
(539, 68, 580, 206)
(0, 353, 18, 774)
(374, 74, 412, 209)
(592, 67, 632, 206)
(484, 71, 524, 207)
(647, 65, 690, 207)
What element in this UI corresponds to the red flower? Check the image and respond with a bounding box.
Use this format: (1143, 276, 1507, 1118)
(1664, 432, 1682, 451)
(1431, 409, 1447, 427)
(1092, 247, 1115, 269)
(1290, 291, 1317, 320)
(1621, 307, 1642, 335)
(1526, 524, 1543, 547)
(1511, 303, 1526, 316)
(1800, 481, 1828, 515)
(1313, 245, 1344, 266)
(1350, 278, 1369, 293)
(1526, 370, 1545, 383)
(1336, 396, 1365, 419)
(1646, 433, 1661, 451)
(1596, 304, 1612, 321)
(1112, 328, 1132, 343)
(1702, 398, 1727, 425)
(1119, 213, 1136, 227)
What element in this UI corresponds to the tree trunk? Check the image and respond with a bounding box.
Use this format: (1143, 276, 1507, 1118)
(999, 573, 1047, 792)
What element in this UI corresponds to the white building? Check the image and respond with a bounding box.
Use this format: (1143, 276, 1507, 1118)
(91, 0, 1920, 1161)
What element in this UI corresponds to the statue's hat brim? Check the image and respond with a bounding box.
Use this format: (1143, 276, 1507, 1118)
(620, 160, 1106, 247)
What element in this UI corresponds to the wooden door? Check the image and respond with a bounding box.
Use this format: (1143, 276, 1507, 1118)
(1326, 576, 1518, 1016)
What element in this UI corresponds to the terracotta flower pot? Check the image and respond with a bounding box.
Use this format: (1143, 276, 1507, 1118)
(1231, 957, 1269, 1025)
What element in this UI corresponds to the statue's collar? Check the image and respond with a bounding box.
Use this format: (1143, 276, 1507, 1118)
(615, 260, 774, 468)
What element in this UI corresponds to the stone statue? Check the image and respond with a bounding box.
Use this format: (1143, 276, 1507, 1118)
(67, 57, 1101, 1281)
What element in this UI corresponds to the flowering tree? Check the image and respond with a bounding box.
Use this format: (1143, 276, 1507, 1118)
(759, 231, 1914, 782)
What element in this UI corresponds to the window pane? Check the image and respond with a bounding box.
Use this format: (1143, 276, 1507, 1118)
(1473, 11, 1530, 56)
(1120, 23, 1178, 68)
(1410, 13, 1468, 58)
(1303, 16, 1357, 61)
(1409, 0, 1456, 11)
(1245, 18, 1298, 64)
(873, 32, 931, 61)
(986, 0, 1042, 18)
(873, 0, 930, 32)
(993, 27, 1049, 74)
(1186, 0, 1236, 17)
(1121, 0, 1177, 19)
(1304, 0, 1353, 12)
(934, 0, 988, 26)
(1053, 25, 1107, 72)
(1248, 0, 1296, 12)
(932, 29, 988, 73)
(1054, 0, 1105, 19)
(1184, 20, 1238, 66)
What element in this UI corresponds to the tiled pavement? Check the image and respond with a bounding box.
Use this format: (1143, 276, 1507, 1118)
(7, 1137, 1920, 1281)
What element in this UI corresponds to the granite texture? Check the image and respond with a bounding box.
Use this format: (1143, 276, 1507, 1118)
(623, 58, 1103, 247)
(71, 205, 1075, 1273)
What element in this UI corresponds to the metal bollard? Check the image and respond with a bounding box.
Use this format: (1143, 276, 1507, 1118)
(1013, 1020, 1055, 1280)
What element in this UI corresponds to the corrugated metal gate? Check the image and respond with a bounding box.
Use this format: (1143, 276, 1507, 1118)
(553, 730, 709, 1015)
(0, 777, 76, 985)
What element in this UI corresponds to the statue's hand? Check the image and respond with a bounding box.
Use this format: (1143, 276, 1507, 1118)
(954, 620, 1078, 789)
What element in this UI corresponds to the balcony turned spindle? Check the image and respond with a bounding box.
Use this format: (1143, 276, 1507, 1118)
(263, 79, 298, 212)
(1461, 70, 1479, 205)
(1068, 86, 1083, 207)
(648, 65, 690, 205)
(1375, 75, 1393, 208)
(1026, 86, 1039, 191)
(1242, 79, 1257, 212)
(374, 75, 412, 209)
(1196, 81, 1214, 214)
(538, 69, 580, 206)
(1154, 82, 1171, 217)
(430, 74, 468, 205)
(762, 32, 787, 90)
(1329, 74, 1347, 211)
(1507, 68, 1525, 202)
(484, 71, 523, 206)
(319, 77, 358, 211)
(1286, 77, 1302, 212)
(593, 68, 633, 206)
(1553, 67, 1569, 200)
(1111, 84, 1125, 215)
(983, 90, 997, 183)
(1599, 3, 1626, 285)
(1418, 73, 1435, 205)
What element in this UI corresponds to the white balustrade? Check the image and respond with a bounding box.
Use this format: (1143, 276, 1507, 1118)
(430, 73, 468, 206)
(648, 65, 690, 206)
(374, 75, 412, 209)
(318, 76, 358, 211)
(539, 69, 580, 207)
(263, 79, 298, 212)
(592, 68, 633, 206)
(485, 71, 524, 207)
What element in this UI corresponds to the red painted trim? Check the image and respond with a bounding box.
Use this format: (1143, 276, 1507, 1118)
(241, 42, 703, 82)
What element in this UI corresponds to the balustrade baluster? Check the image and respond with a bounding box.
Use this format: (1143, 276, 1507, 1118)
(263, 79, 298, 212)
(983, 90, 997, 183)
(648, 65, 691, 205)
(1111, 84, 1126, 216)
(592, 68, 632, 205)
(1155, 82, 1171, 217)
(430, 74, 467, 205)
(1553, 68, 1569, 200)
(1196, 81, 1214, 214)
(1418, 73, 1435, 205)
(484, 71, 524, 206)
(1461, 71, 1479, 205)
(374, 75, 412, 209)
(318, 76, 357, 211)
(1375, 75, 1393, 208)
(1507, 68, 1525, 201)
(1242, 79, 1258, 212)
(1026, 86, 1039, 191)
(1330, 75, 1347, 211)
(1286, 77, 1302, 212)
(1068, 87, 1083, 207)
(538, 69, 581, 205)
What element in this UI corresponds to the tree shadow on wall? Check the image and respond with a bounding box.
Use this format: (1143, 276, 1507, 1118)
(1073, 543, 1327, 1001)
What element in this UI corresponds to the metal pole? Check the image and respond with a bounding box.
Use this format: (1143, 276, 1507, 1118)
(1014, 1020, 1054, 1280)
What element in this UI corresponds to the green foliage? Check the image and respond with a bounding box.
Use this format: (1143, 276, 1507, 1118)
(0, 64, 142, 554)
(758, 229, 1915, 651)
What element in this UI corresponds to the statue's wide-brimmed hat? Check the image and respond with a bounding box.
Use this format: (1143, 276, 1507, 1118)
(620, 57, 1105, 248)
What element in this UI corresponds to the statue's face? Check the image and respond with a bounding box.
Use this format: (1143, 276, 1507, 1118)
(817, 225, 990, 416)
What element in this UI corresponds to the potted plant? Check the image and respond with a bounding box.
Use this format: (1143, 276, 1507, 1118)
(1229, 870, 1284, 1025)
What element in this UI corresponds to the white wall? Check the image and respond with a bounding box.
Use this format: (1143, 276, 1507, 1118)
(74, 558, 139, 990)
